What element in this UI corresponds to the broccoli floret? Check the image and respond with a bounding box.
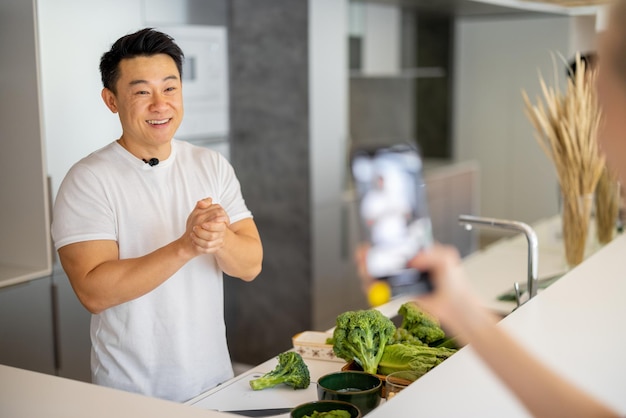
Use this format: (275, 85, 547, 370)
(397, 302, 445, 345)
(249, 352, 310, 391)
(331, 309, 396, 374)
(389, 327, 425, 346)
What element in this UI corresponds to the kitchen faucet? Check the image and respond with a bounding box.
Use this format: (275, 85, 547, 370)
(458, 215, 539, 306)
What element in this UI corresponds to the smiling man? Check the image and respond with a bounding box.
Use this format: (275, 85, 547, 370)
(51, 28, 263, 402)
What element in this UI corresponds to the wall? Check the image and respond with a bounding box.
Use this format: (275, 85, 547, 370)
(37, 0, 144, 198)
(452, 15, 597, 226)
(226, 0, 312, 365)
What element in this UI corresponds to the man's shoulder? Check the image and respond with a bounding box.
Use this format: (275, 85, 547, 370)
(64, 141, 129, 183)
(73, 141, 120, 166)
(173, 139, 226, 163)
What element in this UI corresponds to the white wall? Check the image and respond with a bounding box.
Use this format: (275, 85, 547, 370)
(361, 3, 401, 76)
(569, 15, 598, 54)
(453, 15, 597, 225)
(37, 0, 144, 198)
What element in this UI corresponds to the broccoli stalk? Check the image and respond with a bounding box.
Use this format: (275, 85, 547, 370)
(331, 309, 396, 374)
(249, 352, 311, 391)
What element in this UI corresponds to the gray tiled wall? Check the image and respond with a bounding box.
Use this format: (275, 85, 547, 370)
(225, 0, 312, 365)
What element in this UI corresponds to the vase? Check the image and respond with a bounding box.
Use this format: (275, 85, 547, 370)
(561, 193, 594, 267)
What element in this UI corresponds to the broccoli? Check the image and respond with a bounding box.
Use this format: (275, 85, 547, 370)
(249, 351, 310, 390)
(389, 327, 425, 346)
(331, 309, 396, 374)
(377, 343, 456, 376)
(397, 302, 445, 345)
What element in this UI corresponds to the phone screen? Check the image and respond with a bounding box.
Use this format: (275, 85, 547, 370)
(351, 143, 433, 294)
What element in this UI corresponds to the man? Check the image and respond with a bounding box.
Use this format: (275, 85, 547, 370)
(52, 28, 263, 402)
(407, 2, 626, 417)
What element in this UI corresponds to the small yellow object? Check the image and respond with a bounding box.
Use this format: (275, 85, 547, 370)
(368, 281, 391, 307)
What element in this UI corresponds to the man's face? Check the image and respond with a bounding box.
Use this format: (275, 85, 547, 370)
(102, 54, 183, 150)
(597, 22, 626, 184)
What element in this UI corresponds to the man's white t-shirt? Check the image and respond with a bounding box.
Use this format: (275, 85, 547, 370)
(52, 139, 252, 402)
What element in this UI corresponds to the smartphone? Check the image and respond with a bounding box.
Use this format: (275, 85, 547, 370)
(350, 143, 434, 295)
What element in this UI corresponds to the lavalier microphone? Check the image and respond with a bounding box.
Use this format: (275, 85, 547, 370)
(142, 158, 159, 166)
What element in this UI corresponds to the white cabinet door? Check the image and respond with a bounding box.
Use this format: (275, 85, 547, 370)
(0, 0, 52, 288)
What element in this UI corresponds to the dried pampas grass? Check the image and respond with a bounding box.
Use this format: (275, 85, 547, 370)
(522, 53, 605, 266)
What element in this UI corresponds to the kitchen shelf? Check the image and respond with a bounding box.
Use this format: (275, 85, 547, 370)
(0, 264, 52, 289)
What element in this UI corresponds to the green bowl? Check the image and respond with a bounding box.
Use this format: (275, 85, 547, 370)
(291, 400, 362, 418)
(316, 371, 382, 415)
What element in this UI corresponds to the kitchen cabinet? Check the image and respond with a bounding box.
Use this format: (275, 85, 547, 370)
(0, 265, 91, 381)
(52, 265, 91, 382)
(0, 0, 52, 288)
(0, 0, 55, 375)
(349, 4, 453, 159)
(424, 161, 479, 257)
(0, 278, 55, 375)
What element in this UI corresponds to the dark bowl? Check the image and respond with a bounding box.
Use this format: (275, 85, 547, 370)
(316, 371, 382, 415)
(291, 400, 362, 418)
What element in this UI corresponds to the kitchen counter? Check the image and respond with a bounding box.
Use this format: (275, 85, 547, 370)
(365, 228, 626, 417)
(188, 231, 626, 417)
(2, 221, 625, 417)
(0, 364, 224, 418)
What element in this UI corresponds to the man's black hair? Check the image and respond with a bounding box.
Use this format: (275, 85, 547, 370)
(99, 28, 184, 93)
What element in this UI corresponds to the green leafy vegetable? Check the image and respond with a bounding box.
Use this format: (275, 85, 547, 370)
(378, 343, 456, 376)
(397, 302, 446, 345)
(331, 309, 396, 374)
(249, 352, 310, 390)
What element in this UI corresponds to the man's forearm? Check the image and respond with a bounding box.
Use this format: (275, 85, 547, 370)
(215, 221, 262, 281)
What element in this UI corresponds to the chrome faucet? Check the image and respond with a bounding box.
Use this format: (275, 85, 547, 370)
(458, 215, 539, 306)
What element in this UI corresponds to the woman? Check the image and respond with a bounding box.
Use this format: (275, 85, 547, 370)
(406, 1, 626, 417)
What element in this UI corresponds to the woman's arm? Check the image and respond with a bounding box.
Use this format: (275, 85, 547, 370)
(409, 245, 619, 418)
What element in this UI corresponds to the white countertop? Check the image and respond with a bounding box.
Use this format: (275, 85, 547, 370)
(0, 364, 224, 418)
(186, 356, 343, 416)
(366, 232, 626, 417)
